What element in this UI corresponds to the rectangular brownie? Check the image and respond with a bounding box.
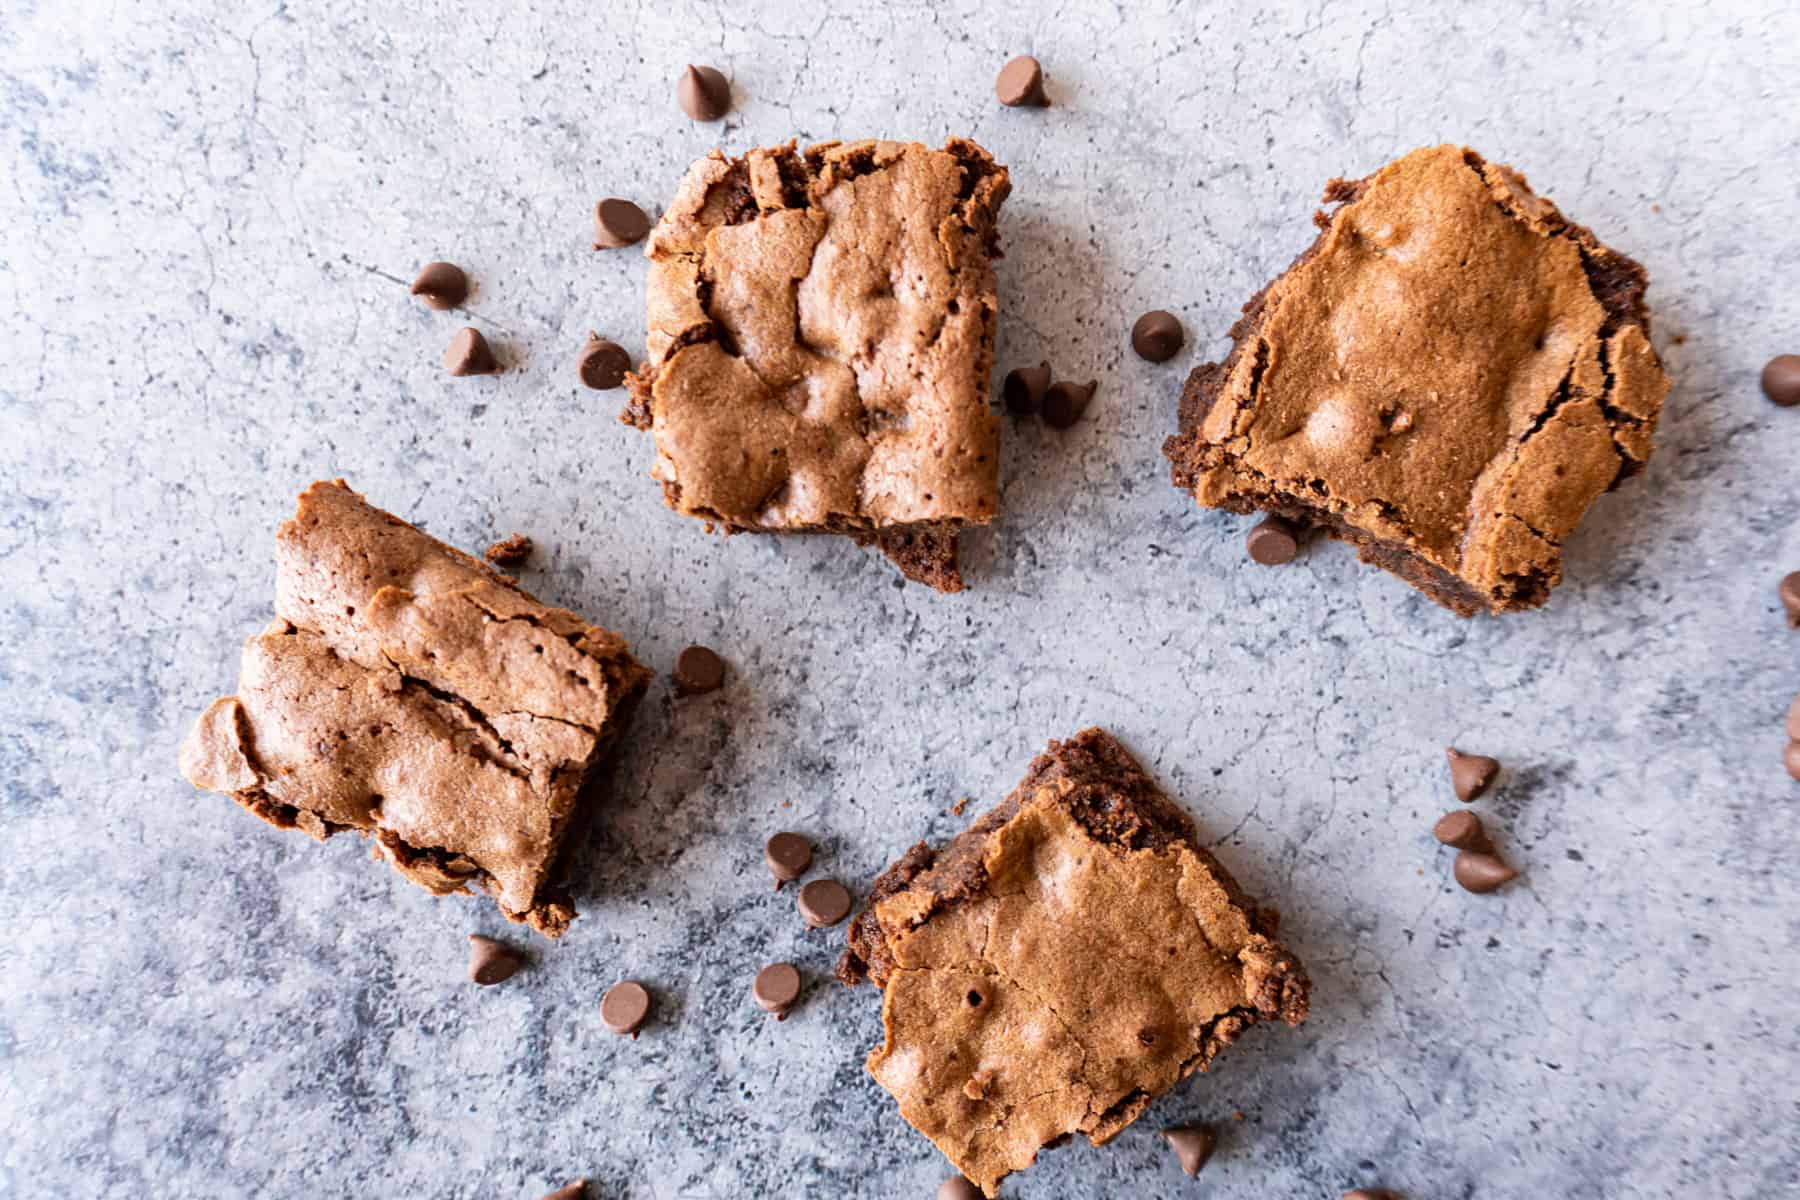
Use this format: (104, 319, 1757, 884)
(1164, 144, 1670, 616)
(622, 138, 1010, 593)
(178, 480, 650, 936)
(837, 729, 1309, 1196)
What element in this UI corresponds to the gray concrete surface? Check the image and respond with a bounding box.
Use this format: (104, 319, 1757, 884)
(2, 1, 1797, 1196)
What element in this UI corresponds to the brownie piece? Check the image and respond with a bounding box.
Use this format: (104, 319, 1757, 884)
(622, 138, 1010, 592)
(836, 729, 1309, 1196)
(1163, 144, 1670, 616)
(178, 480, 650, 936)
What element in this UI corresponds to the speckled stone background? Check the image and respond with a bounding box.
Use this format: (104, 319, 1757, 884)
(3, 1, 1797, 1196)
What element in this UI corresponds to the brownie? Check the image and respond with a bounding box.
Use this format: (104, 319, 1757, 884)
(622, 138, 1011, 592)
(1163, 144, 1671, 616)
(836, 729, 1309, 1196)
(178, 480, 650, 936)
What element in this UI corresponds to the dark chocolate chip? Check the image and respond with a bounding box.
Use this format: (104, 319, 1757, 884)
(444, 327, 498, 376)
(600, 980, 651, 1037)
(593, 198, 651, 249)
(484, 534, 532, 567)
(1131, 310, 1185, 363)
(410, 261, 468, 310)
(938, 1177, 983, 1200)
(1246, 516, 1299, 565)
(995, 55, 1049, 107)
(1787, 694, 1800, 741)
(467, 934, 524, 986)
(1763, 354, 1800, 407)
(1432, 810, 1493, 854)
(1781, 572, 1800, 628)
(764, 832, 813, 889)
(1445, 747, 1500, 802)
(540, 1183, 586, 1200)
(797, 879, 852, 928)
(578, 335, 632, 390)
(673, 645, 725, 695)
(1041, 379, 1095, 429)
(752, 962, 802, 1018)
(678, 64, 731, 121)
(1003, 361, 1051, 415)
(1161, 1124, 1216, 1176)
(1786, 741, 1800, 782)
(1454, 850, 1518, 894)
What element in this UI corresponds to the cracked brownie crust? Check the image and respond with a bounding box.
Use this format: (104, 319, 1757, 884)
(623, 138, 1010, 592)
(1164, 144, 1670, 616)
(837, 729, 1308, 1196)
(178, 480, 650, 936)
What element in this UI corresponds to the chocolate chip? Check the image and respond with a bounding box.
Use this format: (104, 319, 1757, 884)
(1003, 362, 1051, 416)
(1131, 310, 1185, 363)
(673, 645, 725, 695)
(1454, 850, 1518, 894)
(540, 1183, 586, 1200)
(764, 832, 813, 889)
(938, 1177, 983, 1200)
(579, 335, 632, 390)
(467, 934, 524, 985)
(410, 261, 468, 310)
(1161, 1124, 1217, 1176)
(1786, 741, 1800, 782)
(752, 962, 802, 1019)
(678, 64, 731, 121)
(444, 327, 498, 376)
(1445, 747, 1500, 802)
(1041, 379, 1095, 429)
(995, 55, 1049, 107)
(1787, 694, 1800, 741)
(797, 879, 852, 929)
(1432, 810, 1492, 854)
(1246, 516, 1299, 565)
(1781, 572, 1800, 628)
(600, 980, 651, 1037)
(593, 198, 650, 249)
(484, 534, 532, 567)
(1763, 354, 1800, 407)
(1343, 1191, 1403, 1200)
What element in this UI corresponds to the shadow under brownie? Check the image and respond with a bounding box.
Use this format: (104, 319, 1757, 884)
(838, 728, 1309, 1196)
(622, 138, 1011, 592)
(1164, 144, 1671, 616)
(178, 480, 650, 936)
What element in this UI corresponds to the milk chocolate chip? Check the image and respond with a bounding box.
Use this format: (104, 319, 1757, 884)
(1041, 379, 1095, 429)
(1445, 747, 1500, 802)
(600, 980, 651, 1037)
(673, 645, 725, 695)
(995, 55, 1049, 107)
(764, 832, 813, 889)
(1162, 1124, 1217, 1176)
(1763, 354, 1800, 407)
(578, 335, 632, 390)
(1780, 572, 1800, 628)
(797, 879, 852, 929)
(1454, 851, 1518, 894)
(1132, 310, 1185, 362)
(938, 1178, 983, 1200)
(410, 261, 468, 310)
(467, 934, 524, 985)
(1003, 362, 1051, 416)
(678, 64, 731, 121)
(593, 198, 651, 249)
(1432, 810, 1492, 854)
(1246, 516, 1299, 565)
(444, 327, 498, 376)
(752, 962, 802, 1019)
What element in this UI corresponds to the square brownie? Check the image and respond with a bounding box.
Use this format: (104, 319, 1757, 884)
(1164, 144, 1670, 616)
(178, 480, 650, 936)
(837, 729, 1309, 1196)
(622, 138, 1011, 592)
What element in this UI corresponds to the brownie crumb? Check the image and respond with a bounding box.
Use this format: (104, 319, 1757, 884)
(484, 534, 533, 567)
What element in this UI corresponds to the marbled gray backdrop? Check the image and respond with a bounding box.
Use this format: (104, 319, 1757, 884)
(2, 1, 1796, 1196)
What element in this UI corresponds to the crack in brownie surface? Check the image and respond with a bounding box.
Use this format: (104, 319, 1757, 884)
(178, 480, 650, 936)
(1164, 144, 1670, 615)
(837, 729, 1308, 1196)
(624, 138, 1010, 592)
